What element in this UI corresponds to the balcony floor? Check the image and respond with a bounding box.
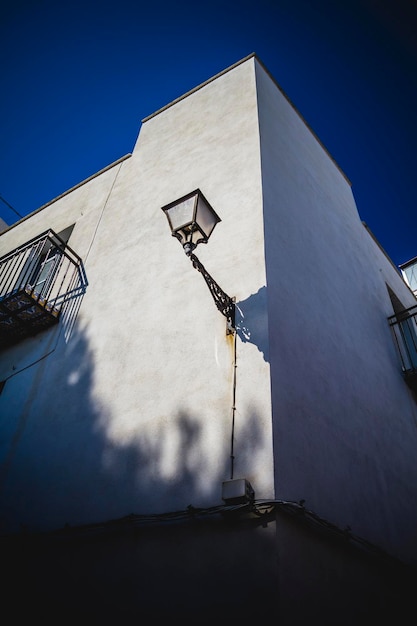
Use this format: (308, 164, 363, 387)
(0, 287, 59, 350)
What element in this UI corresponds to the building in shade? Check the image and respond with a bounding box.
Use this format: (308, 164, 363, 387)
(1, 53, 417, 624)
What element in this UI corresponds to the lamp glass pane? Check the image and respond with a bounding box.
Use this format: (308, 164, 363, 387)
(195, 195, 220, 238)
(165, 196, 196, 231)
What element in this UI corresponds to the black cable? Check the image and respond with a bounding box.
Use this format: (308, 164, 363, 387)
(230, 326, 237, 479)
(0, 194, 23, 219)
(1, 495, 414, 573)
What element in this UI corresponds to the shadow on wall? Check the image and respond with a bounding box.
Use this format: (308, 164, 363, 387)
(236, 285, 269, 362)
(0, 323, 266, 534)
(1, 321, 415, 625)
(0, 321, 278, 622)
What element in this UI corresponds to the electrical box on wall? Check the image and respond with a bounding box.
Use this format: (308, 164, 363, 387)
(222, 478, 255, 504)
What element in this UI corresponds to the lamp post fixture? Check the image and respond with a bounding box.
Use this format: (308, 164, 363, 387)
(161, 189, 235, 333)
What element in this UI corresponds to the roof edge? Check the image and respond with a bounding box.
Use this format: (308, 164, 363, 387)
(141, 53, 351, 186)
(254, 55, 351, 186)
(141, 53, 257, 123)
(0, 154, 132, 235)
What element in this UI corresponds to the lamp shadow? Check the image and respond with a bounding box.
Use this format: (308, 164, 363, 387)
(235, 285, 269, 362)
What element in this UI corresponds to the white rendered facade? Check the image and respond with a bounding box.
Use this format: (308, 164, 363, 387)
(1, 54, 417, 623)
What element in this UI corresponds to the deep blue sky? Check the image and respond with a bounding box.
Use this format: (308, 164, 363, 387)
(1, 0, 416, 267)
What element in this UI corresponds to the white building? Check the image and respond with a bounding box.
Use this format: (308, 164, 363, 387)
(1, 53, 417, 624)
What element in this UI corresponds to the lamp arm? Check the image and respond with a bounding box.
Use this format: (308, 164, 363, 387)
(189, 252, 235, 330)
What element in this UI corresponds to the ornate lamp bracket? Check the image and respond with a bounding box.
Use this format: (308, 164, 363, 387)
(189, 252, 235, 333)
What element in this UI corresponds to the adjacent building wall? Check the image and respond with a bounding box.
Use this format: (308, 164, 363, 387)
(255, 57, 417, 565)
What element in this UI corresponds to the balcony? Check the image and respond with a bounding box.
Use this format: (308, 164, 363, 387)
(388, 304, 417, 392)
(0, 230, 85, 350)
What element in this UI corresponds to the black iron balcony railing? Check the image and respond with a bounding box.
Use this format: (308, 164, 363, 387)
(0, 229, 85, 350)
(388, 304, 417, 392)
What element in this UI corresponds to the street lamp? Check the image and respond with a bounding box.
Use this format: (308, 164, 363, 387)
(161, 189, 235, 333)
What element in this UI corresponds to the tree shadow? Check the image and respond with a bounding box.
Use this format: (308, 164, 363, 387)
(0, 318, 281, 621)
(0, 322, 267, 532)
(1, 318, 413, 625)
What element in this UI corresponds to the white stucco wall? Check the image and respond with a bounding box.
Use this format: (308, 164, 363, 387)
(0, 56, 274, 533)
(1, 54, 416, 574)
(255, 58, 417, 564)
(3, 54, 417, 624)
